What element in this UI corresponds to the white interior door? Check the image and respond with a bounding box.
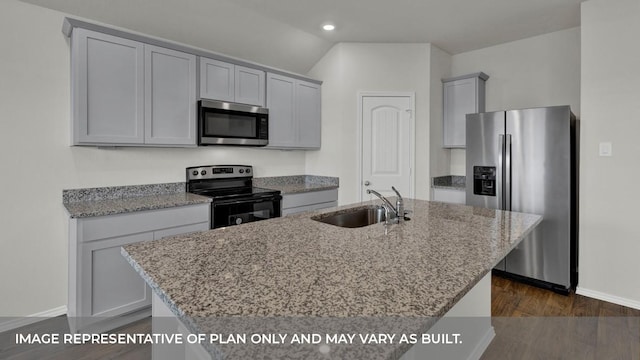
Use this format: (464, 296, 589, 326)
(360, 94, 414, 201)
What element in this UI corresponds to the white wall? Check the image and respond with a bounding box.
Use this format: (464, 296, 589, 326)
(0, 0, 306, 318)
(577, 0, 640, 308)
(448, 27, 581, 175)
(21, 0, 332, 75)
(305, 43, 432, 204)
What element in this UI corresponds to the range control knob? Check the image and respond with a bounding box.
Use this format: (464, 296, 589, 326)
(239, 169, 245, 174)
(246, 168, 251, 174)
(192, 170, 198, 176)
(200, 170, 207, 175)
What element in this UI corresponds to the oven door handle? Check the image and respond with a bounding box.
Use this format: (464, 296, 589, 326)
(213, 195, 281, 207)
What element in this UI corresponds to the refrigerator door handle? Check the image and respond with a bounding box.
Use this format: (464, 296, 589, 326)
(505, 134, 512, 211)
(498, 134, 505, 210)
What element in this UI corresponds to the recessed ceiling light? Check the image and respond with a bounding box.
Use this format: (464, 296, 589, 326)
(323, 24, 335, 31)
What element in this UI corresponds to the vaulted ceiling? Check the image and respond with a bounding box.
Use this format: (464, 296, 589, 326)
(21, 0, 584, 74)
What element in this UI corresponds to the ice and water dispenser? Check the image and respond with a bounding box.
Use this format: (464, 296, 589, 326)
(473, 166, 496, 196)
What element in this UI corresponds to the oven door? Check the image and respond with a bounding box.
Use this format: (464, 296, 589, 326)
(211, 195, 281, 229)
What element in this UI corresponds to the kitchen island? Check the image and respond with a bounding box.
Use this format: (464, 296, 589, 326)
(122, 199, 541, 359)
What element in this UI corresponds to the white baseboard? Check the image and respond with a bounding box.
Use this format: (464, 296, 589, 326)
(467, 326, 495, 360)
(576, 287, 640, 310)
(0, 305, 67, 333)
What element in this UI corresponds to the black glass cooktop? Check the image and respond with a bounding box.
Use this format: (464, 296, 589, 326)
(190, 186, 279, 200)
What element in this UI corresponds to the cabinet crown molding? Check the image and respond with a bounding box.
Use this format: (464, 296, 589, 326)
(442, 72, 489, 83)
(62, 17, 321, 85)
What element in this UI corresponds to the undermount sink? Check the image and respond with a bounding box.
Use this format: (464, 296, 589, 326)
(311, 206, 386, 228)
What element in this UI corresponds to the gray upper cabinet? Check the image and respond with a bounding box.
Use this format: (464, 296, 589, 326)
(266, 73, 296, 148)
(296, 80, 322, 149)
(266, 73, 321, 149)
(442, 72, 489, 148)
(199, 58, 234, 102)
(66, 19, 321, 148)
(235, 66, 265, 106)
(199, 57, 265, 107)
(145, 45, 197, 145)
(71, 28, 196, 147)
(72, 29, 144, 144)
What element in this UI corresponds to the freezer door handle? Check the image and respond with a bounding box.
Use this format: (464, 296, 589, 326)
(498, 134, 505, 210)
(505, 134, 512, 211)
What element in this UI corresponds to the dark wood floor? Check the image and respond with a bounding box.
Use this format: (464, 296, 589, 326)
(0, 316, 151, 360)
(481, 274, 640, 360)
(2, 275, 638, 359)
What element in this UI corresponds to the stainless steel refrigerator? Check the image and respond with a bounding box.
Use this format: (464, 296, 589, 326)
(465, 105, 578, 293)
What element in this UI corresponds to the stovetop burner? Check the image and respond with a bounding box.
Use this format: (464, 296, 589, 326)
(190, 186, 279, 200)
(185, 165, 281, 201)
(185, 165, 282, 229)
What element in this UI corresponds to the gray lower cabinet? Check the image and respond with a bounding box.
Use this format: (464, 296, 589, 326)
(431, 188, 466, 204)
(199, 57, 265, 107)
(68, 204, 210, 333)
(71, 28, 196, 146)
(266, 73, 321, 149)
(282, 189, 338, 215)
(442, 72, 489, 148)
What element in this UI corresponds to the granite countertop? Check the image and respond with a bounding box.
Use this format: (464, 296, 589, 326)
(63, 183, 211, 218)
(62, 175, 338, 218)
(122, 199, 541, 359)
(432, 175, 466, 190)
(253, 175, 339, 194)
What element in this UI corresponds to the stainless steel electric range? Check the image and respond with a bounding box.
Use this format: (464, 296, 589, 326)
(186, 165, 282, 229)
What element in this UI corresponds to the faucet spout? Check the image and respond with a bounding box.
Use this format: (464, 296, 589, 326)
(366, 189, 399, 219)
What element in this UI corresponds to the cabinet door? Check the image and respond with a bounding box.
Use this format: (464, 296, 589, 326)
(235, 66, 265, 106)
(153, 222, 209, 240)
(266, 73, 297, 148)
(296, 80, 321, 149)
(199, 57, 234, 102)
(443, 78, 478, 148)
(432, 188, 466, 204)
(282, 189, 338, 215)
(144, 45, 197, 145)
(72, 29, 144, 144)
(81, 232, 153, 318)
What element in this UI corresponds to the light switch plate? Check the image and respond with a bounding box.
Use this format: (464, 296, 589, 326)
(599, 142, 613, 156)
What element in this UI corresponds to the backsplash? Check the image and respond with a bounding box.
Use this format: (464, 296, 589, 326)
(253, 175, 339, 188)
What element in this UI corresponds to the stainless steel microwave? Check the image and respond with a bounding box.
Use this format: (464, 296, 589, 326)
(198, 100, 269, 146)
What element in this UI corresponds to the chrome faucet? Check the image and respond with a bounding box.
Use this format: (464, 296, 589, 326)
(367, 186, 406, 224)
(391, 186, 404, 220)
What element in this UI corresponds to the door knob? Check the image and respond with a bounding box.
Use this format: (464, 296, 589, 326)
(364, 181, 371, 186)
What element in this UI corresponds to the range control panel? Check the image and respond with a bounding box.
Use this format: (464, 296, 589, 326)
(186, 165, 252, 180)
(473, 166, 496, 196)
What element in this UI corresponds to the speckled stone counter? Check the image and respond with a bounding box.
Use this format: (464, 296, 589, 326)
(253, 175, 338, 194)
(63, 183, 211, 218)
(122, 199, 541, 359)
(432, 175, 466, 190)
